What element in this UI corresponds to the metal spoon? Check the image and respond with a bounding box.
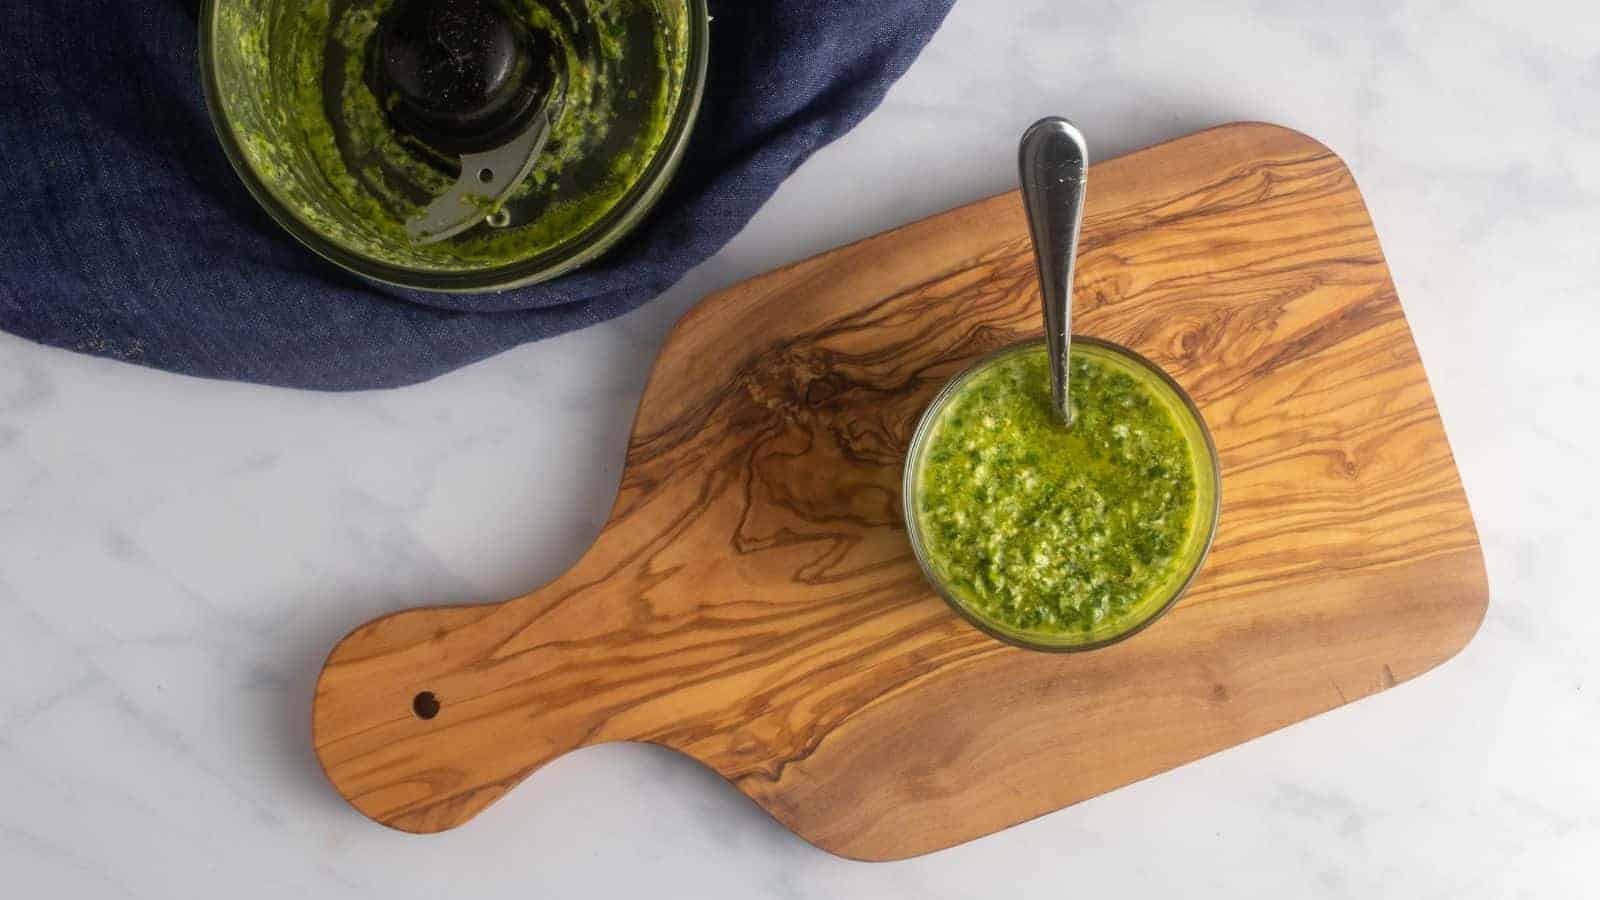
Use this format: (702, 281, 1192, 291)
(1018, 117, 1089, 426)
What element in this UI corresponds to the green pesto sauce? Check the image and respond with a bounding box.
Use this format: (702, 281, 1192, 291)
(212, 0, 690, 273)
(913, 345, 1202, 640)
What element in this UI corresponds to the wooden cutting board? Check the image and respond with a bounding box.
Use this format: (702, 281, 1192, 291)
(312, 122, 1488, 860)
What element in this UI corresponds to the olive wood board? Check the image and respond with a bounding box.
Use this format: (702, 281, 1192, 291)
(312, 122, 1488, 860)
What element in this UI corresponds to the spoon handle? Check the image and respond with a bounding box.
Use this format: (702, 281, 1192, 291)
(1018, 117, 1089, 425)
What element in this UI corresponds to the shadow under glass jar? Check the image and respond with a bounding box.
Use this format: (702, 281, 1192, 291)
(903, 337, 1222, 652)
(199, 0, 709, 293)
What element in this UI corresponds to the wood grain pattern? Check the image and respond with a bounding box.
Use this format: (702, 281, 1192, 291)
(311, 123, 1488, 860)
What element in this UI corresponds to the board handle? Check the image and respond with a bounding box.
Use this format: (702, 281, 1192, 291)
(311, 579, 647, 832)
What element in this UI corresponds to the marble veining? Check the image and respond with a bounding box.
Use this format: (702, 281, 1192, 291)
(2, 1, 1596, 896)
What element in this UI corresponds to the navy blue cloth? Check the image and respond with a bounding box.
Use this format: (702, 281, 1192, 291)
(0, 0, 953, 389)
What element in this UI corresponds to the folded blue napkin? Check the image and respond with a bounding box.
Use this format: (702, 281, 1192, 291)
(0, 0, 953, 389)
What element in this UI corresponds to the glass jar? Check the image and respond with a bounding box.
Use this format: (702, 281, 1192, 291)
(903, 336, 1222, 651)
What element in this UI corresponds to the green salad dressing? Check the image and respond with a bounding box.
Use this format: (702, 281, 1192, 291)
(211, 0, 691, 273)
(912, 343, 1207, 643)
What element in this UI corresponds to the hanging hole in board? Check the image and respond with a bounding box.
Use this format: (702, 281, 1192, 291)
(477, 167, 494, 183)
(413, 691, 440, 720)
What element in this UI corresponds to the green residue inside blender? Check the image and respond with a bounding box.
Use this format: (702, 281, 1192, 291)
(212, 0, 691, 275)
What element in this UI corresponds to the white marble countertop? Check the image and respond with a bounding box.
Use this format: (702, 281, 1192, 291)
(4, 1, 1596, 896)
